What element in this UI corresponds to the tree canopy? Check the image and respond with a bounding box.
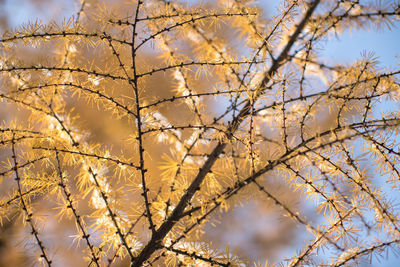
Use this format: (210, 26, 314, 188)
(0, 0, 400, 266)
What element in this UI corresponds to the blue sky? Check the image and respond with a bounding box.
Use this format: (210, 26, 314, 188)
(327, 25, 400, 267)
(324, 25, 400, 69)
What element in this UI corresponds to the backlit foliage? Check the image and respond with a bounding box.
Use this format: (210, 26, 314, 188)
(1, 0, 400, 266)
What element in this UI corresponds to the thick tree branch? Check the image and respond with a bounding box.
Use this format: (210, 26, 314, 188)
(131, 1, 321, 265)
